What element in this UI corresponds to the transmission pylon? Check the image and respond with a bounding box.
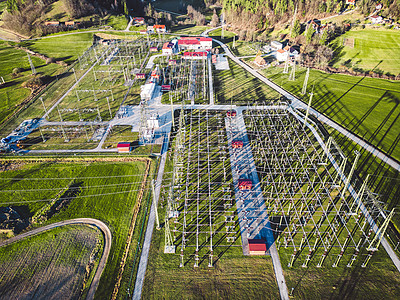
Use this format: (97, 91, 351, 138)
(138, 99, 148, 144)
(367, 208, 395, 252)
(283, 54, 290, 74)
(289, 61, 296, 81)
(302, 67, 310, 94)
(27, 53, 36, 75)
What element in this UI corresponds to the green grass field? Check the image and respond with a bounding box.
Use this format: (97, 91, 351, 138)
(0, 41, 63, 127)
(106, 15, 129, 31)
(19, 32, 94, 64)
(259, 66, 400, 160)
(215, 58, 280, 105)
(332, 28, 400, 75)
(170, 25, 210, 35)
(0, 158, 152, 299)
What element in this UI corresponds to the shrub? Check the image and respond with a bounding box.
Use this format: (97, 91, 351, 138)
(46, 57, 56, 64)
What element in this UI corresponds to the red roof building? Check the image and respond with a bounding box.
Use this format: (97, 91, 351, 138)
(117, 142, 131, 153)
(238, 179, 252, 190)
(232, 140, 243, 149)
(248, 239, 267, 255)
(154, 24, 166, 32)
(136, 73, 146, 79)
(183, 51, 208, 59)
(226, 110, 237, 117)
(150, 47, 158, 52)
(178, 37, 212, 51)
(161, 85, 171, 91)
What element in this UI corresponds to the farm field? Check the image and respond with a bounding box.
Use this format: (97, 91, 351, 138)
(0, 225, 102, 299)
(0, 158, 153, 299)
(332, 28, 400, 75)
(259, 66, 400, 160)
(214, 58, 280, 105)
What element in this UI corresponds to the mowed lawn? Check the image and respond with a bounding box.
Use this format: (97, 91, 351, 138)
(333, 28, 400, 75)
(261, 66, 400, 160)
(20, 32, 94, 63)
(215, 58, 280, 105)
(0, 159, 151, 299)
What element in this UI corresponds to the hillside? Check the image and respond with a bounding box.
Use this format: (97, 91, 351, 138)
(222, 0, 400, 33)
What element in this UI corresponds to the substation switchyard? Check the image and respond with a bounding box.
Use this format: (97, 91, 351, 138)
(163, 103, 394, 269)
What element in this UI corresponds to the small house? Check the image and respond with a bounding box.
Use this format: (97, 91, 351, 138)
(254, 55, 266, 66)
(238, 179, 252, 190)
(44, 21, 60, 26)
(346, 0, 356, 5)
(248, 239, 267, 255)
(117, 142, 131, 153)
(370, 15, 383, 24)
(162, 42, 174, 55)
(135, 73, 146, 80)
(150, 46, 158, 52)
(134, 17, 145, 25)
(226, 110, 236, 117)
(154, 24, 166, 33)
(168, 59, 177, 66)
(139, 30, 148, 34)
(232, 140, 243, 149)
(161, 85, 171, 91)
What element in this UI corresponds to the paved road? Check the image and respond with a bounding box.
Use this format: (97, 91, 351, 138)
(125, 16, 134, 32)
(133, 131, 171, 300)
(0, 218, 112, 300)
(209, 37, 400, 172)
(208, 55, 214, 105)
(225, 112, 289, 300)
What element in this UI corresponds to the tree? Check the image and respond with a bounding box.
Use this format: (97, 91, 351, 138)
(305, 25, 315, 44)
(316, 45, 334, 67)
(6, 0, 19, 13)
(319, 29, 328, 45)
(210, 9, 219, 27)
(291, 19, 301, 38)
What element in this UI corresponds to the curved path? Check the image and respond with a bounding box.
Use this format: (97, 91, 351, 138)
(0, 218, 112, 300)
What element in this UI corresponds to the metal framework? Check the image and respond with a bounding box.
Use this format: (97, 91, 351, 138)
(164, 109, 239, 267)
(242, 107, 391, 268)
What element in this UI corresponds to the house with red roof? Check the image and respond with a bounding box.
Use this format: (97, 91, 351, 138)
(178, 37, 212, 51)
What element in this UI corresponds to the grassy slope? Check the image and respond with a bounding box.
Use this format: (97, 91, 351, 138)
(0, 225, 102, 299)
(215, 58, 280, 105)
(259, 66, 400, 161)
(0, 159, 150, 299)
(332, 28, 400, 75)
(19, 32, 94, 63)
(106, 15, 128, 30)
(0, 41, 62, 126)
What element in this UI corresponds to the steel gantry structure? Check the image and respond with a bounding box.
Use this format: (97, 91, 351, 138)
(163, 109, 239, 267)
(243, 106, 393, 268)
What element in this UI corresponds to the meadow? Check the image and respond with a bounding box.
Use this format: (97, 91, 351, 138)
(332, 28, 400, 75)
(0, 158, 153, 299)
(214, 58, 280, 105)
(0, 225, 102, 299)
(20, 32, 94, 64)
(0, 41, 62, 127)
(259, 66, 400, 160)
